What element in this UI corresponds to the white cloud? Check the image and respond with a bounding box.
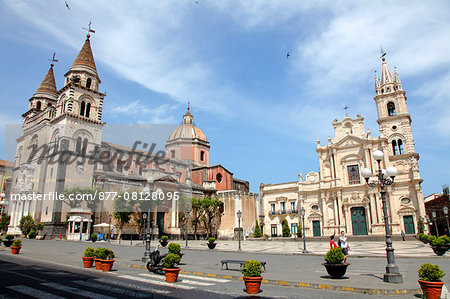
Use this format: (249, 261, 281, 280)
(110, 101, 177, 124)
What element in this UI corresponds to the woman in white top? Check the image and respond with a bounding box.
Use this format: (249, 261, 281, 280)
(339, 231, 350, 263)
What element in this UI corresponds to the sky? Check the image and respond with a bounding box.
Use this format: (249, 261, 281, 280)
(0, 1, 449, 196)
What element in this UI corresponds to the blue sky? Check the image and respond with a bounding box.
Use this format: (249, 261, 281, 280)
(0, 1, 449, 196)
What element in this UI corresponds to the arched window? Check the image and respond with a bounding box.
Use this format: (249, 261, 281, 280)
(76, 137, 82, 154)
(200, 151, 205, 161)
(216, 173, 223, 183)
(392, 140, 398, 155)
(86, 78, 92, 89)
(171, 150, 175, 158)
(86, 103, 91, 118)
(80, 101, 86, 116)
(36, 101, 42, 110)
(82, 138, 88, 155)
(398, 139, 404, 155)
(387, 102, 396, 116)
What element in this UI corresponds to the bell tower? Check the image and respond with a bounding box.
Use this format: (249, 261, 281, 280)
(374, 55, 416, 159)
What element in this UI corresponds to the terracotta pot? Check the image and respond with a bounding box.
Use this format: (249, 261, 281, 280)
(164, 268, 181, 283)
(322, 263, 350, 279)
(11, 246, 21, 254)
(207, 243, 216, 249)
(94, 258, 102, 270)
(418, 279, 444, 299)
(243, 276, 263, 294)
(101, 259, 115, 272)
(82, 256, 94, 268)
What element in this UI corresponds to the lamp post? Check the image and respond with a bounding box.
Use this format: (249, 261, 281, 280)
(185, 211, 190, 248)
(361, 150, 403, 283)
(237, 210, 242, 251)
(432, 211, 439, 237)
(142, 176, 154, 263)
(142, 212, 147, 244)
(301, 207, 307, 253)
(108, 214, 112, 243)
(443, 206, 449, 236)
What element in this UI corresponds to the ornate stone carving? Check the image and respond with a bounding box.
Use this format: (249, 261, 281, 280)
(17, 164, 34, 192)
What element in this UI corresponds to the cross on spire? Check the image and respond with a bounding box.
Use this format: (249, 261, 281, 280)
(187, 101, 190, 111)
(49, 52, 58, 67)
(344, 105, 349, 116)
(82, 21, 96, 37)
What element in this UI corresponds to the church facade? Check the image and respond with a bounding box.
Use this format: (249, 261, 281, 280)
(260, 57, 425, 238)
(7, 32, 258, 239)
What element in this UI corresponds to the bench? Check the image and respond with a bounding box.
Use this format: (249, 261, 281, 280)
(220, 260, 266, 272)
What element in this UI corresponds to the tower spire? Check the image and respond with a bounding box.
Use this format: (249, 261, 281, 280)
(380, 54, 394, 85)
(35, 62, 58, 97)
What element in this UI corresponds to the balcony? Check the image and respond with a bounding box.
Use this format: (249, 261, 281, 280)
(279, 210, 287, 215)
(269, 211, 277, 216)
(288, 209, 298, 214)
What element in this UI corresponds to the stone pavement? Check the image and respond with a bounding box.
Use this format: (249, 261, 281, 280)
(1, 239, 449, 296)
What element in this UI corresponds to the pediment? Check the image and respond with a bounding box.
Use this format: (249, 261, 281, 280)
(334, 135, 365, 148)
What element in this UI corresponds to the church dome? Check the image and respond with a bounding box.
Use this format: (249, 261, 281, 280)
(167, 108, 208, 143)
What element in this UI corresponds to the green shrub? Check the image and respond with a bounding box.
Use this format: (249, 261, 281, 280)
(297, 220, 302, 238)
(12, 239, 22, 247)
(161, 235, 169, 241)
(0, 237, 3, 243)
(5, 234, 14, 241)
(0, 215, 10, 232)
(168, 243, 181, 254)
(442, 235, 450, 244)
(28, 230, 36, 239)
(19, 215, 35, 236)
(208, 237, 215, 244)
(163, 253, 181, 269)
(324, 247, 344, 264)
(418, 263, 445, 282)
(431, 236, 448, 247)
(36, 223, 44, 231)
(84, 247, 95, 257)
(282, 220, 291, 237)
(241, 260, 262, 277)
(428, 235, 437, 243)
(417, 217, 425, 234)
(90, 234, 97, 242)
(253, 221, 262, 238)
(94, 248, 115, 260)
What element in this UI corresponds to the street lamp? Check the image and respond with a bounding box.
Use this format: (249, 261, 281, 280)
(361, 150, 403, 283)
(443, 206, 449, 236)
(300, 207, 307, 254)
(142, 176, 154, 263)
(237, 210, 242, 251)
(432, 211, 439, 237)
(142, 212, 147, 244)
(185, 211, 190, 248)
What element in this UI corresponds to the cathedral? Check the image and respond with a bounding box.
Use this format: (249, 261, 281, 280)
(7, 32, 259, 239)
(260, 56, 425, 238)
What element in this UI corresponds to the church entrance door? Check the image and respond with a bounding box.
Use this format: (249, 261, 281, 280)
(351, 207, 368, 235)
(157, 212, 165, 237)
(403, 215, 415, 234)
(312, 221, 321, 237)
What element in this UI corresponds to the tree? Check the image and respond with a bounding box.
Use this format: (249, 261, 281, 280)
(0, 214, 10, 232)
(113, 191, 138, 240)
(191, 197, 202, 239)
(19, 215, 35, 236)
(418, 217, 425, 234)
(297, 220, 302, 238)
(254, 220, 262, 237)
(282, 219, 291, 237)
(200, 197, 221, 238)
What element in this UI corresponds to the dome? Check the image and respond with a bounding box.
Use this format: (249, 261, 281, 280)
(167, 107, 208, 143)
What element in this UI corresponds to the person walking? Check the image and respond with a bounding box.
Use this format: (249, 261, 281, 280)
(330, 234, 338, 249)
(401, 230, 406, 241)
(339, 231, 350, 263)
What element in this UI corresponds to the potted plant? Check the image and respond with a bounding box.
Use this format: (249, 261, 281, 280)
(241, 260, 263, 294)
(163, 253, 181, 283)
(168, 242, 183, 259)
(93, 248, 103, 270)
(418, 263, 445, 299)
(11, 239, 22, 254)
(430, 236, 449, 256)
(207, 237, 216, 249)
(82, 247, 95, 268)
(322, 247, 349, 279)
(95, 248, 115, 272)
(90, 233, 97, 242)
(160, 235, 169, 247)
(28, 230, 37, 239)
(3, 234, 14, 247)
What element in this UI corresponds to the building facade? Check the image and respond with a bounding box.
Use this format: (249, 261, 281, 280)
(260, 56, 425, 238)
(7, 32, 258, 239)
